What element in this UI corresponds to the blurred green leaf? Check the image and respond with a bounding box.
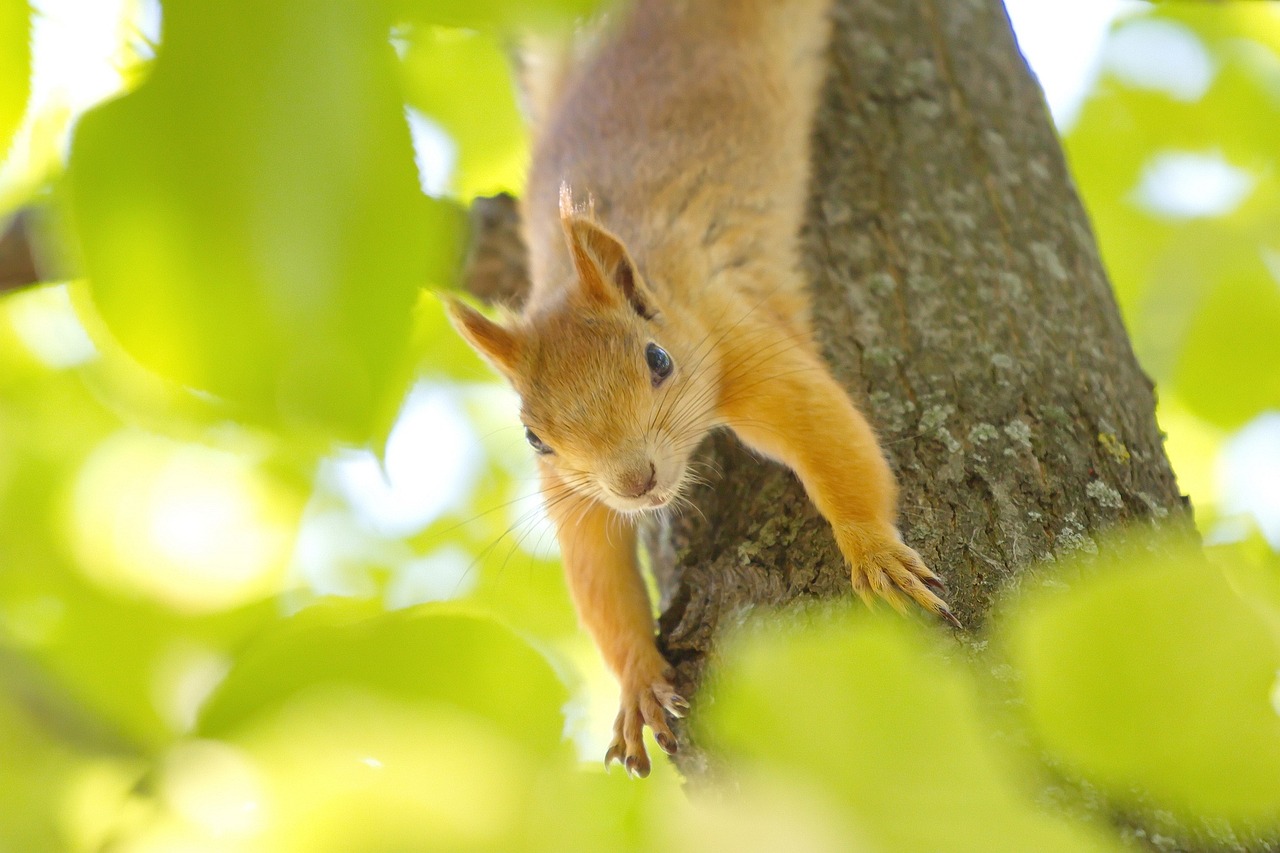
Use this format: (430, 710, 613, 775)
(131, 687, 670, 853)
(66, 0, 441, 444)
(414, 293, 505, 383)
(392, 0, 603, 31)
(1214, 536, 1280, 639)
(522, 766, 664, 853)
(0, 0, 30, 163)
(1066, 4, 1280, 430)
(199, 601, 570, 758)
(0, 693, 82, 852)
(400, 27, 528, 199)
(238, 694, 540, 852)
(0, 311, 296, 751)
(1173, 258, 1280, 428)
(701, 609, 1119, 853)
(1005, 546, 1280, 826)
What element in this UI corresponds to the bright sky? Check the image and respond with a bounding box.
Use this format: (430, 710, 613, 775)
(1002, 0, 1132, 127)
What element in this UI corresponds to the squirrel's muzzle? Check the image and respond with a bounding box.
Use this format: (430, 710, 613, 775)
(614, 462, 658, 498)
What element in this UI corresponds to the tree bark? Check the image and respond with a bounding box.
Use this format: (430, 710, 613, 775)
(0, 208, 44, 293)
(643, 0, 1189, 775)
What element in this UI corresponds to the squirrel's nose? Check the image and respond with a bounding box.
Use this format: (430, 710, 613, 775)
(617, 462, 657, 498)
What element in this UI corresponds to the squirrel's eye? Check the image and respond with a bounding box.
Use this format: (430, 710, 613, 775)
(525, 428, 553, 455)
(645, 342, 673, 385)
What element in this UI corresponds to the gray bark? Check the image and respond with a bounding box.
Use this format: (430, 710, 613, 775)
(643, 0, 1189, 773)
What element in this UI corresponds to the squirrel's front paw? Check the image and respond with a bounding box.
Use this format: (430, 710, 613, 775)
(604, 670, 688, 777)
(836, 524, 962, 629)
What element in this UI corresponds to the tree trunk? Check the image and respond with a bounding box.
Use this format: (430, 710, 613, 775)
(643, 0, 1189, 776)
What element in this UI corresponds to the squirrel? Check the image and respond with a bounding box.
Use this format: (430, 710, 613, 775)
(447, 0, 959, 777)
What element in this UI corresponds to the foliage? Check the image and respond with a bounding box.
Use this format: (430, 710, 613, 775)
(1005, 545, 1280, 825)
(65, 0, 437, 445)
(0, 0, 29, 165)
(0, 0, 1278, 850)
(1065, 4, 1280, 465)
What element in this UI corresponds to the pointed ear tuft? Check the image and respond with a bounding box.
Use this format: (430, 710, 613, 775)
(444, 296, 521, 376)
(559, 187, 654, 320)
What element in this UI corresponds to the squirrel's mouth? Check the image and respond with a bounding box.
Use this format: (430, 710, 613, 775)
(606, 488, 672, 513)
(641, 491, 670, 509)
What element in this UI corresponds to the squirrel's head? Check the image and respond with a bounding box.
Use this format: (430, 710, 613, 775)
(447, 192, 720, 515)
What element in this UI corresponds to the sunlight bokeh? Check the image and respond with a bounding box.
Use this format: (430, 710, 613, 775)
(0, 0, 146, 209)
(7, 283, 95, 368)
(68, 431, 297, 612)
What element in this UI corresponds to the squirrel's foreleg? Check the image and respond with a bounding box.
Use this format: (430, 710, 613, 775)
(717, 326, 961, 628)
(540, 467, 688, 776)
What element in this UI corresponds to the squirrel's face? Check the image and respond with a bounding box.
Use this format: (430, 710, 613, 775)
(514, 303, 719, 514)
(447, 204, 721, 515)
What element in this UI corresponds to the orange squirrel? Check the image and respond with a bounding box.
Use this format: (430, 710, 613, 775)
(447, 0, 958, 776)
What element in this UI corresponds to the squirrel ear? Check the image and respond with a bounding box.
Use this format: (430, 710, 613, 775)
(445, 297, 521, 376)
(559, 186, 655, 320)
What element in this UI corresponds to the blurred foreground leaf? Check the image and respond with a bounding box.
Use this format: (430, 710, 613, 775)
(199, 601, 569, 758)
(1172, 258, 1280, 428)
(133, 689, 678, 853)
(0, 0, 29, 163)
(1005, 546, 1280, 828)
(0, 693, 83, 852)
(1067, 4, 1280, 430)
(392, 0, 602, 31)
(401, 27, 528, 199)
(0, 317, 293, 751)
(66, 0, 440, 444)
(701, 610, 1118, 853)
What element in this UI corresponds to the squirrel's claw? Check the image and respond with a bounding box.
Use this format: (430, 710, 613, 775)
(839, 524, 962, 631)
(606, 675, 683, 776)
(655, 731, 677, 755)
(604, 741, 625, 771)
(921, 573, 949, 597)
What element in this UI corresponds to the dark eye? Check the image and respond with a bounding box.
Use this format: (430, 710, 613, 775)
(525, 427, 552, 455)
(645, 342, 673, 385)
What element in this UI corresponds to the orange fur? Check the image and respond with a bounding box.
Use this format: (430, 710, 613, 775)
(450, 0, 957, 776)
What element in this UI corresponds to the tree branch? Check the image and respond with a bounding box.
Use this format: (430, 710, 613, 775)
(0, 194, 532, 305)
(0, 208, 44, 294)
(461, 193, 529, 306)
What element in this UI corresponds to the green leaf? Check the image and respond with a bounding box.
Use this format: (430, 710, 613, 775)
(1065, 4, 1280, 430)
(0, 332, 290, 750)
(392, 0, 603, 32)
(400, 27, 529, 199)
(1005, 546, 1280, 826)
(139, 688, 668, 852)
(414, 293, 505, 383)
(1172, 255, 1280, 429)
(0, 0, 30, 163)
(198, 600, 570, 758)
(701, 609, 1120, 852)
(0, 693, 92, 852)
(66, 0, 444, 444)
